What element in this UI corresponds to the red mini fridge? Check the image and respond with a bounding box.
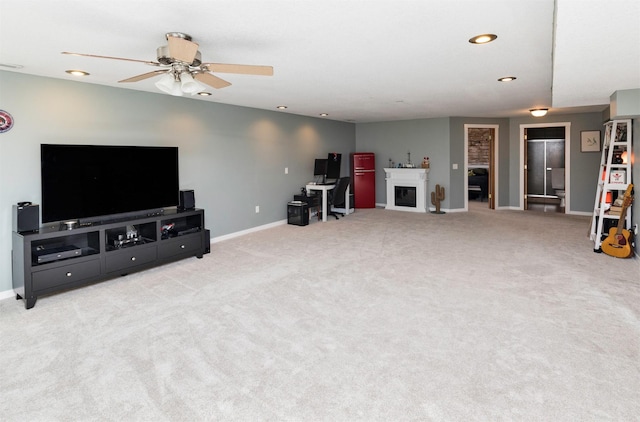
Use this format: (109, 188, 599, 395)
(351, 152, 376, 208)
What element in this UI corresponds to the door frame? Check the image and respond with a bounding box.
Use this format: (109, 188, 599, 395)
(519, 122, 571, 211)
(464, 124, 498, 211)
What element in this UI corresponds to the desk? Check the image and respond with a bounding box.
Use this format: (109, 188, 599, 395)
(305, 183, 335, 222)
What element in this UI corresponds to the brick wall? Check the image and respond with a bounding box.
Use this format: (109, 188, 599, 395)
(468, 128, 491, 165)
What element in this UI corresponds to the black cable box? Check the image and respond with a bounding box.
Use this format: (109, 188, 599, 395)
(33, 245, 82, 264)
(177, 227, 201, 236)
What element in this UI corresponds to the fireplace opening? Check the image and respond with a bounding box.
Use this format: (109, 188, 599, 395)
(395, 186, 416, 207)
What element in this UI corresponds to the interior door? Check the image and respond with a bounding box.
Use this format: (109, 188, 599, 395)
(466, 125, 496, 210)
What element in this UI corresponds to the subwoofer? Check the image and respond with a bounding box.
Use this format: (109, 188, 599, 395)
(179, 190, 195, 210)
(13, 203, 40, 233)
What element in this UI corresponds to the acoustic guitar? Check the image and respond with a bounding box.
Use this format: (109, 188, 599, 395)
(601, 184, 634, 258)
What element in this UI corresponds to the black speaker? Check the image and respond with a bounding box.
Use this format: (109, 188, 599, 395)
(13, 203, 40, 233)
(204, 229, 211, 254)
(179, 190, 195, 210)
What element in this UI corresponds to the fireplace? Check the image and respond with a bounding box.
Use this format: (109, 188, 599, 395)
(384, 168, 429, 213)
(395, 186, 416, 207)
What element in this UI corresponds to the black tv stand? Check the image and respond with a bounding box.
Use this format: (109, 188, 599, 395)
(12, 208, 209, 309)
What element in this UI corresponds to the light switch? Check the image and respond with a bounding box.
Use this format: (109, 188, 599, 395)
(452, 163, 458, 170)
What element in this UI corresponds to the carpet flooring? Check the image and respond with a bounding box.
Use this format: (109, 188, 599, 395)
(1, 206, 639, 421)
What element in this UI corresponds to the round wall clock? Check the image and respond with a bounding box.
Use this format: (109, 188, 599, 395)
(0, 110, 14, 133)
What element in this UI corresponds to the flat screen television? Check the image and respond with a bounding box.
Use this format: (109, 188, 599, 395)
(41, 144, 179, 224)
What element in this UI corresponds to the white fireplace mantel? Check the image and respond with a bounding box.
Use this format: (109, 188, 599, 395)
(384, 168, 429, 212)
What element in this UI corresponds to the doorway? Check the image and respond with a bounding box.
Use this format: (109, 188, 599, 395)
(520, 123, 571, 212)
(464, 124, 498, 210)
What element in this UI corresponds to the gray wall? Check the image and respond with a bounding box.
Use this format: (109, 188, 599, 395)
(355, 118, 451, 208)
(610, 89, 640, 252)
(1, 71, 635, 295)
(356, 113, 609, 212)
(507, 112, 608, 212)
(449, 118, 511, 208)
(633, 118, 639, 241)
(357, 117, 512, 209)
(0, 71, 355, 293)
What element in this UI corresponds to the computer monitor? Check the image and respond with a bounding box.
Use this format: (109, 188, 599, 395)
(326, 153, 342, 181)
(314, 158, 328, 183)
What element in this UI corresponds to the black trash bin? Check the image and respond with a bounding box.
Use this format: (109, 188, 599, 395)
(287, 201, 309, 226)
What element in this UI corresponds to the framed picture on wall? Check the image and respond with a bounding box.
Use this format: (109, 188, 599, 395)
(581, 130, 601, 152)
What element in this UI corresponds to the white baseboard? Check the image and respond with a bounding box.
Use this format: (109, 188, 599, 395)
(0, 289, 15, 301)
(212, 219, 287, 244)
(567, 210, 592, 216)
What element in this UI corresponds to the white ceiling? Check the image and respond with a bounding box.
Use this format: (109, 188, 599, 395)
(1, 0, 638, 123)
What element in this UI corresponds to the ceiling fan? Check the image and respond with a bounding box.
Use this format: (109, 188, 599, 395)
(62, 32, 273, 96)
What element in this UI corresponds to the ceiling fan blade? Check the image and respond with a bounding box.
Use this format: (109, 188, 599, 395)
(119, 70, 167, 83)
(62, 52, 160, 66)
(202, 63, 274, 76)
(194, 72, 231, 89)
(167, 36, 199, 64)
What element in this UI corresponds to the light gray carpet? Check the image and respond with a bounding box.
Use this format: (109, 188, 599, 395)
(1, 205, 639, 421)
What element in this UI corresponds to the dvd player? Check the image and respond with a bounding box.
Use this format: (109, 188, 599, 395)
(33, 245, 82, 264)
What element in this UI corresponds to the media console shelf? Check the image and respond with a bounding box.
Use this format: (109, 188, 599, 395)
(12, 208, 209, 309)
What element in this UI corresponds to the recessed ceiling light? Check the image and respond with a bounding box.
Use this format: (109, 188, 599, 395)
(529, 108, 549, 117)
(65, 69, 89, 76)
(498, 76, 516, 82)
(469, 34, 497, 44)
(276, 105, 288, 110)
(319, 113, 329, 117)
(197, 92, 211, 96)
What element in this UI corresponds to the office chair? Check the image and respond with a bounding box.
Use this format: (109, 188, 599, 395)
(327, 176, 351, 219)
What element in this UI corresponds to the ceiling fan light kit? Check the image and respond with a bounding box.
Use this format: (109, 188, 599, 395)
(179, 72, 205, 94)
(62, 32, 273, 97)
(155, 72, 182, 96)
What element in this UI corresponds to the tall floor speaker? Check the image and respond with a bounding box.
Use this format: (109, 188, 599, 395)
(13, 203, 40, 233)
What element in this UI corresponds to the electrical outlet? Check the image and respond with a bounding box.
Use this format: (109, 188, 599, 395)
(285, 167, 289, 174)
(255, 206, 260, 213)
